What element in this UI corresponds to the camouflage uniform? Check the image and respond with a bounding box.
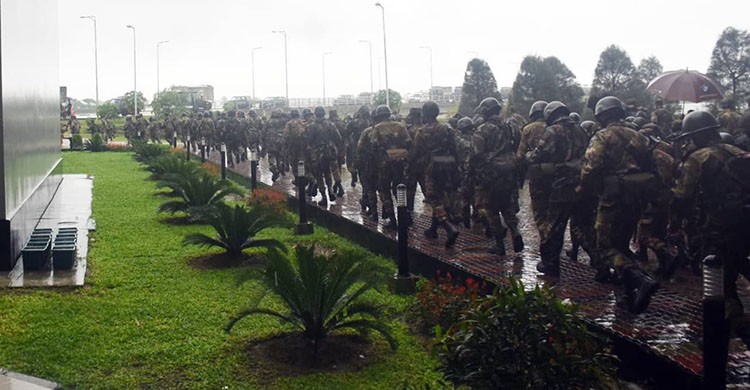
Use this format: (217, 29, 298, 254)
(102, 118, 115, 141)
(283, 114, 307, 178)
(346, 106, 371, 186)
(136, 115, 148, 140)
(651, 107, 674, 137)
(329, 110, 346, 195)
(718, 109, 743, 137)
(86, 119, 100, 135)
(356, 124, 378, 217)
(516, 119, 549, 234)
(147, 118, 161, 143)
(369, 118, 412, 223)
(306, 114, 342, 205)
(470, 114, 521, 254)
(405, 108, 425, 211)
(527, 119, 591, 271)
(122, 117, 137, 143)
(580, 122, 653, 277)
(247, 111, 263, 155)
(198, 114, 216, 155)
(411, 121, 459, 223)
(671, 142, 750, 345)
(454, 121, 475, 226)
(264, 110, 287, 180)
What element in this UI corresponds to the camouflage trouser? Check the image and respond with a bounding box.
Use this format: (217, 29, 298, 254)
(330, 159, 342, 183)
(474, 184, 519, 240)
(570, 195, 600, 265)
(424, 162, 456, 222)
(596, 197, 642, 274)
(267, 149, 283, 175)
(699, 223, 750, 341)
(406, 166, 425, 211)
(360, 167, 378, 213)
(528, 175, 552, 242)
(313, 157, 334, 195)
(637, 199, 671, 262)
(377, 160, 407, 218)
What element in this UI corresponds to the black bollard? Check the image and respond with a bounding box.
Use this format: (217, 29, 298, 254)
(703, 255, 728, 390)
(295, 161, 314, 235)
(249, 148, 258, 193)
(173, 131, 178, 148)
(186, 135, 191, 161)
(390, 184, 416, 294)
(200, 138, 206, 163)
(220, 143, 227, 180)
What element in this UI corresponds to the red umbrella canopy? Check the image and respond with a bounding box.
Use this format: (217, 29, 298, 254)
(646, 70, 723, 103)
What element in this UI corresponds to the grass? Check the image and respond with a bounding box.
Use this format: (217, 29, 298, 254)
(0, 152, 442, 389)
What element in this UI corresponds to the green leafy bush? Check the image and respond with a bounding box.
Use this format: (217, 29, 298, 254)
(84, 133, 108, 152)
(408, 271, 483, 337)
(226, 244, 397, 355)
(156, 171, 243, 216)
(435, 278, 617, 389)
(132, 140, 169, 163)
(70, 134, 83, 151)
(145, 154, 199, 181)
(184, 202, 289, 258)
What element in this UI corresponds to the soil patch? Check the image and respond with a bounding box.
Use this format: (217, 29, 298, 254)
(243, 333, 376, 384)
(158, 215, 197, 225)
(188, 252, 268, 269)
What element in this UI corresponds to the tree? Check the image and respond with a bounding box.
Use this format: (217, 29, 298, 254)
(458, 58, 503, 116)
(509, 55, 585, 118)
(629, 56, 665, 108)
(708, 26, 750, 99)
(152, 90, 190, 117)
(591, 45, 637, 99)
(373, 88, 402, 113)
(96, 102, 120, 119)
(120, 91, 148, 115)
(636, 56, 663, 85)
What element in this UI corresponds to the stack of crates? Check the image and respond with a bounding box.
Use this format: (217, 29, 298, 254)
(21, 228, 53, 270)
(52, 227, 77, 269)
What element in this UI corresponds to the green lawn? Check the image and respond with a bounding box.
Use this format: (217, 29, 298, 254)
(0, 152, 441, 389)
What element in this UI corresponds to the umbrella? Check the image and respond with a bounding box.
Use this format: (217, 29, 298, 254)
(646, 69, 723, 103)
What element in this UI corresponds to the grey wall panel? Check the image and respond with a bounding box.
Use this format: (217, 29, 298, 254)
(1, 0, 60, 220)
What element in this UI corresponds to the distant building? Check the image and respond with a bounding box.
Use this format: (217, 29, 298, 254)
(170, 85, 214, 105)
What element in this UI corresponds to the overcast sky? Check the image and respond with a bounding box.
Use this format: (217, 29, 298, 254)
(59, 0, 749, 103)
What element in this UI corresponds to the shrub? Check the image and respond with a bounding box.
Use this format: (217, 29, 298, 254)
(408, 271, 483, 336)
(84, 133, 108, 152)
(435, 278, 617, 389)
(145, 154, 199, 181)
(106, 143, 130, 152)
(184, 202, 289, 258)
(201, 162, 219, 176)
(245, 188, 288, 217)
(226, 244, 397, 355)
(157, 171, 243, 216)
(70, 134, 83, 151)
(132, 140, 169, 163)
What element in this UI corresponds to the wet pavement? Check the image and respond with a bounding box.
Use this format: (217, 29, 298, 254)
(205, 151, 750, 387)
(0, 174, 92, 287)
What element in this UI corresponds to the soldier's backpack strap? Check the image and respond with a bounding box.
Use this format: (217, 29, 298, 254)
(714, 144, 750, 192)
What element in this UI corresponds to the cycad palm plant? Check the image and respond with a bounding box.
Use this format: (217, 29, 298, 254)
(145, 154, 199, 181)
(157, 171, 243, 216)
(226, 244, 397, 355)
(184, 202, 289, 258)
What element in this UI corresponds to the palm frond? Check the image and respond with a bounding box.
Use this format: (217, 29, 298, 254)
(331, 318, 398, 350)
(225, 307, 301, 333)
(183, 233, 228, 251)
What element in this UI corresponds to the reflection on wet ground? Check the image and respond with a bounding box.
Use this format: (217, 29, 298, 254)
(207, 152, 750, 385)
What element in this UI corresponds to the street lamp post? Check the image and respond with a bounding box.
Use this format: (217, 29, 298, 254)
(358, 40, 374, 100)
(251, 47, 262, 102)
(420, 46, 433, 101)
(125, 25, 137, 115)
(272, 30, 288, 106)
(374, 3, 389, 108)
(156, 40, 169, 99)
(322, 52, 332, 106)
(80, 16, 99, 107)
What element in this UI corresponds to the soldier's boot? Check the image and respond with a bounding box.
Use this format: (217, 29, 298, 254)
(636, 243, 649, 263)
(462, 205, 471, 229)
(536, 260, 560, 277)
(512, 235, 524, 253)
(359, 197, 368, 213)
(317, 194, 328, 207)
(271, 171, 280, 182)
(334, 181, 344, 197)
(566, 241, 580, 262)
(655, 249, 680, 281)
(351, 172, 358, 187)
(307, 181, 318, 197)
(488, 235, 506, 256)
(442, 221, 459, 248)
(383, 209, 397, 230)
(424, 218, 439, 239)
(621, 268, 659, 314)
(328, 190, 336, 202)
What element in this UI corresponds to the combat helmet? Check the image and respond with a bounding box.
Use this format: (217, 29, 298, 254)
(302, 108, 313, 117)
(677, 111, 720, 140)
(289, 109, 300, 118)
(475, 97, 502, 117)
(528, 100, 548, 120)
(632, 117, 649, 130)
(580, 120, 597, 135)
(373, 104, 392, 121)
(543, 101, 570, 126)
(457, 117, 474, 132)
(719, 132, 736, 145)
(569, 112, 581, 123)
(314, 106, 326, 118)
(594, 96, 626, 124)
(422, 101, 439, 120)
